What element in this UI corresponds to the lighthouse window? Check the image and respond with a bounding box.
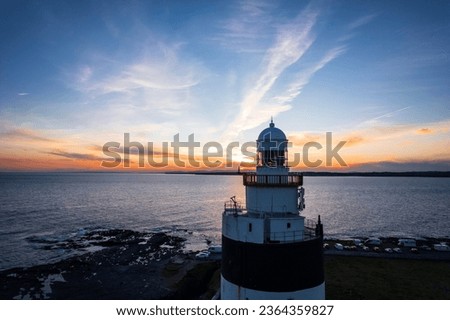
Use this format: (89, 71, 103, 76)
(248, 223, 252, 232)
(287, 223, 291, 229)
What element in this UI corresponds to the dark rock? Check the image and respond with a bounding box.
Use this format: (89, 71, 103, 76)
(0, 231, 195, 299)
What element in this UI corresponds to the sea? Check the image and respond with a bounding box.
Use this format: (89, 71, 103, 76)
(0, 172, 449, 271)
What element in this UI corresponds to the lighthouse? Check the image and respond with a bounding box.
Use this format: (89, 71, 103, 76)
(221, 120, 325, 300)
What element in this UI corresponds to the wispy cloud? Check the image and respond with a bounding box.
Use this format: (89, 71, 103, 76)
(74, 43, 201, 95)
(337, 13, 379, 42)
(222, 5, 346, 141)
(361, 106, 411, 126)
(46, 150, 108, 161)
(89, 144, 167, 157)
(273, 46, 347, 105)
(348, 13, 378, 30)
(89, 59, 200, 95)
(213, 0, 275, 53)
(287, 119, 450, 168)
(221, 7, 318, 141)
(76, 66, 92, 83)
(3, 128, 56, 143)
(67, 42, 204, 128)
(417, 128, 432, 134)
(17, 92, 30, 96)
(346, 160, 450, 172)
(350, 119, 449, 145)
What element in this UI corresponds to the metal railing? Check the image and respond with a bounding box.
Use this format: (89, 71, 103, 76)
(268, 230, 304, 242)
(223, 199, 245, 215)
(222, 207, 322, 242)
(267, 218, 320, 243)
(243, 172, 303, 186)
(304, 217, 322, 240)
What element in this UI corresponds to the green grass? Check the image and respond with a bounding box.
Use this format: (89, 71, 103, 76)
(325, 256, 450, 299)
(172, 256, 450, 299)
(171, 261, 220, 299)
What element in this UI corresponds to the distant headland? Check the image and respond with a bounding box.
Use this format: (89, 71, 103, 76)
(166, 171, 450, 178)
(1, 171, 449, 178)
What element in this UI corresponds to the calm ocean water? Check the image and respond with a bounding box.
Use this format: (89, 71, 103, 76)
(0, 173, 449, 270)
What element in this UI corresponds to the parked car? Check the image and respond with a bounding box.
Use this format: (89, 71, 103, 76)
(208, 245, 222, 254)
(195, 251, 210, 259)
(433, 243, 449, 251)
(365, 238, 382, 246)
(398, 239, 416, 247)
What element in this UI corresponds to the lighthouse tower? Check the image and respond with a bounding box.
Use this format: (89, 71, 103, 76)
(221, 120, 325, 300)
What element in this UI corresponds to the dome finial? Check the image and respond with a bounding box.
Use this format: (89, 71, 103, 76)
(270, 117, 274, 128)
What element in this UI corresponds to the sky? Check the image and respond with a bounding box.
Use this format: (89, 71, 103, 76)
(0, 0, 449, 172)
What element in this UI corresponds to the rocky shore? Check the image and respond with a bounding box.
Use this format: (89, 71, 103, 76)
(1, 230, 449, 300)
(0, 229, 219, 300)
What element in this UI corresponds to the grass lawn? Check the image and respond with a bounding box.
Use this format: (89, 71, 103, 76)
(325, 256, 450, 299)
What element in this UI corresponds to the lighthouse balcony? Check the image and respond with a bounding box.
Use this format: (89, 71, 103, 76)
(222, 206, 322, 244)
(269, 218, 320, 242)
(266, 218, 320, 243)
(224, 201, 303, 218)
(223, 199, 247, 215)
(223, 209, 305, 218)
(243, 172, 303, 187)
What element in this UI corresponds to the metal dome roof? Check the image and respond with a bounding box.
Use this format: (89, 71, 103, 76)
(257, 120, 287, 141)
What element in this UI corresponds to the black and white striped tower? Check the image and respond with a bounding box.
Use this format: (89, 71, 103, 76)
(221, 120, 325, 300)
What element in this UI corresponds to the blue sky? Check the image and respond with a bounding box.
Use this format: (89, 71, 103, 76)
(0, 0, 449, 171)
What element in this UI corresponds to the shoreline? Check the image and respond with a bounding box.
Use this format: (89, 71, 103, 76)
(2, 232, 448, 273)
(0, 230, 208, 299)
(2, 171, 450, 177)
(1, 230, 449, 299)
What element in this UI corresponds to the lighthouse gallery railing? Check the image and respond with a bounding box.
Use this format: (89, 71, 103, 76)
(223, 201, 321, 242)
(269, 219, 319, 242)
(243, 172, 303, 186)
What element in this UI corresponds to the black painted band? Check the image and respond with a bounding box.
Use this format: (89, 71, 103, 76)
(222, 236, 324, 292)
